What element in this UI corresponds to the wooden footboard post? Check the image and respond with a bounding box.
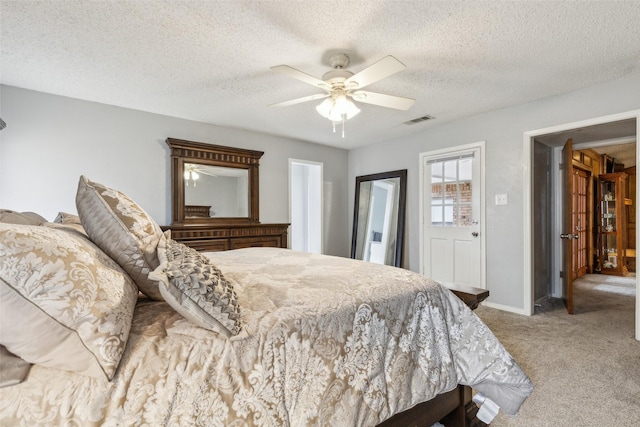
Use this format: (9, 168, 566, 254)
(438, 385, 467, 427)
(439, 385, 488, 427)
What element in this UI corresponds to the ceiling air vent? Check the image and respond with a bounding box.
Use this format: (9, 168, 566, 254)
(404, 115, 435, 125)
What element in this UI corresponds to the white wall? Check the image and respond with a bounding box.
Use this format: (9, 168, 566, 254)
(0, 85, 350, 257)
(349, 71, 640, 311)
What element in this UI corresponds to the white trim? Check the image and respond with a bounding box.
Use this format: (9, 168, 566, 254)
(482, 301, 528, 316)
(419, 141, 486, 289)
(523, 109, 640, 341)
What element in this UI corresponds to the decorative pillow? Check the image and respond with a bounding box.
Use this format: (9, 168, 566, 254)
(0, 345, 31, 388)
(45, 221, 89, 238)
(0, 209, 47, 225)
(76, 175, 164, 300)
(50, 212, 88, 237)
(150, 238, 244, 337)
(54, 211, 82, 224)
(0, 223, 138, 380)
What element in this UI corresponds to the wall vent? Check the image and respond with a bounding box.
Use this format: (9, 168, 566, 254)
(404, 115, 435, 125)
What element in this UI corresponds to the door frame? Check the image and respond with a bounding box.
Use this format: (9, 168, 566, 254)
(418, 141, 487, 289)
(523, 110, 640, 341)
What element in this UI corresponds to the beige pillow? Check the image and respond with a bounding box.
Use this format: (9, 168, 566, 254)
(54, 211, 82, 224)
(150, 238, 244, 337)
(0, 345, 31, 388)
(76, 175, 164, 300)
(0, 224, 138, 380)
(0, 210, 47, 225)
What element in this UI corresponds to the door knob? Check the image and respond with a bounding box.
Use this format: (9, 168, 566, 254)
(472, 232, 479, 237)
(560, 233, 579, 239)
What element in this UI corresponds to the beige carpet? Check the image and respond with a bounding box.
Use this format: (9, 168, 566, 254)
(474, 274, 640, 426)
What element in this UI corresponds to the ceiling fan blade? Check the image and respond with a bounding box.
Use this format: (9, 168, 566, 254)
(351, 90, 415, 110)
(196, 170, 219, 177)
(271, 65, 331, 90)
(269, 93, 329, 108)
(344, 56, 406, 90)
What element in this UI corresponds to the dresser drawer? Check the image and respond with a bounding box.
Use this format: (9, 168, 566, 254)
(229, 236, 283, 250)
(163, 223, 289, 253)
(182, 239, 229, 252)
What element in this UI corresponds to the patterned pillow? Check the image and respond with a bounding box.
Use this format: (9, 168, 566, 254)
(0, 345, 31, 388)
(76, 175, 164, 300)
(0, 224, 138, 380)
(54, 211, 82, 224)
(150, 238, 244, 337)
(0, 209, 47, 225)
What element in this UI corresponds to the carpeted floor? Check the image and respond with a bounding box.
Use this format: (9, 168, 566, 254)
(473, 274, 640, 426)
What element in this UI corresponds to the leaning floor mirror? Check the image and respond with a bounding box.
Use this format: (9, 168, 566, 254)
(351, 169, 407, 267)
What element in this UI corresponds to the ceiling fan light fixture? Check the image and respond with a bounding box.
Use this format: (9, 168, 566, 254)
(315, 94, 360, 122)
(315, 98, 333, 118)
(315, 94, 360, 138)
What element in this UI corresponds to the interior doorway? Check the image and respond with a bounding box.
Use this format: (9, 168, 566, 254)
(524, 111, 639, 341)
(289, 159, 323, 254)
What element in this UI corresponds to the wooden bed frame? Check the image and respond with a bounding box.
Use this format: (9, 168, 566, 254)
(379, 385, 485, 427)
(378, 284, 490, 427)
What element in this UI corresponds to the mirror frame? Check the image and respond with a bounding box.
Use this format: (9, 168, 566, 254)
(350, 169, 407, 268)
(166, 138, 264, 225)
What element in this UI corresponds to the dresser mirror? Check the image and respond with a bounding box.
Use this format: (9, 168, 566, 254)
(167, 138, 263, 225)
(351, 169, 407, 267)
(183, 163, 249, 218)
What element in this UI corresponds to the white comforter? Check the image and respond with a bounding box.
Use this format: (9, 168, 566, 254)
(0, 248, 533, 426)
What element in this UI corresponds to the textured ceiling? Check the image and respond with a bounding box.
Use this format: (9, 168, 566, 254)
(2, 1, 640, 149)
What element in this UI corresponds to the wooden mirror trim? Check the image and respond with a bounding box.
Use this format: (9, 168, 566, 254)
(350, 169, 407, 268)
(167, 138, 264, 225)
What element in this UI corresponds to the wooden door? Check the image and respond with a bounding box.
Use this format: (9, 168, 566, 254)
(572, 168, 589, 278)
(562, 139, 575, 314)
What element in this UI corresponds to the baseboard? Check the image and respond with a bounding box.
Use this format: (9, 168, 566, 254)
(481, 301, 530, 316)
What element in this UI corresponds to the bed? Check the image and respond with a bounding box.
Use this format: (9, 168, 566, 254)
(0, 177, 533, 426)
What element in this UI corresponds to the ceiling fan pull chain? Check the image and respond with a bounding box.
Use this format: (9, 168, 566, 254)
(332, 121, 336, 134)
(342, 115, 346, 138)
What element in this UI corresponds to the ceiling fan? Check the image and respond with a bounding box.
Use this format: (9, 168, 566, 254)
(269, 53, 415, 137)
(184, 163, 218, 187)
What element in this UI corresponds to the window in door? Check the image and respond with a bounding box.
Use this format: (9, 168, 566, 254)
(572, 168, 589, 278)
(430, 156, 474, 227)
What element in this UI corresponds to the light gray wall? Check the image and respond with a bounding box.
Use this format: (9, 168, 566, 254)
(349, 70, 640, 311)
(3, 71, 640, 313)
(0, 85, 350, 257)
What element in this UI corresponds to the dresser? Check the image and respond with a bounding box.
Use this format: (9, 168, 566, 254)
(164, 137, 289, 252)
(163, 223, 289, 252)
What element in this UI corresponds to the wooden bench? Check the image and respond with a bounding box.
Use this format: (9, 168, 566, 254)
(446, 283, 490, 310)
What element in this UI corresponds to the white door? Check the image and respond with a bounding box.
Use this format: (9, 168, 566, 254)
(420, 143, 485, 287)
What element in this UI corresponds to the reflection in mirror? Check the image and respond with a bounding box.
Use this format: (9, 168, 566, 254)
(183, 163, 248, 218)
(351, 170, 407, 267)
